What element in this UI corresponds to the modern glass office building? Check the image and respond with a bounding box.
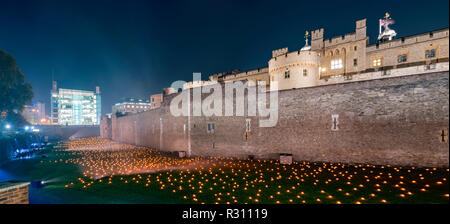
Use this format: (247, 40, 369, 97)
(51, 81, 101, 125)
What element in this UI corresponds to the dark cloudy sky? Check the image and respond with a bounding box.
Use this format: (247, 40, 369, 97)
(0, 0, 448, 114)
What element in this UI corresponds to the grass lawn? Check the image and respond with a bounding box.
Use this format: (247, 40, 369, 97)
(0, 138, 448, 204)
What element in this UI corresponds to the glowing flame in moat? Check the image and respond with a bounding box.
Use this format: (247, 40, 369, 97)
(63, 138, 215, 179)
(47, 137, 449, 204)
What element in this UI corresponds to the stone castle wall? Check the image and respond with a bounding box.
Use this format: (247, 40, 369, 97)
(109, 93, 189, 152)
(101, 71, 449, 167)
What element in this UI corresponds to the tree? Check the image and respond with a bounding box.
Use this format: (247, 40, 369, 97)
(0, 49, 33, 126)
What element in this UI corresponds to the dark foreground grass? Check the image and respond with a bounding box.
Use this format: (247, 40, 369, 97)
(0, 140, 448, 204)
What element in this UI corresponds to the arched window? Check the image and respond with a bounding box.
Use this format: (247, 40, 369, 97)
(335, 49, 340, 56)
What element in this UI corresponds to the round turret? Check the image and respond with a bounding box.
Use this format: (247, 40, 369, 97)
(269, 50, 320, 91)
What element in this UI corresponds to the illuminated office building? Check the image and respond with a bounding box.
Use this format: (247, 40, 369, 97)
(50, 81, 101, 125)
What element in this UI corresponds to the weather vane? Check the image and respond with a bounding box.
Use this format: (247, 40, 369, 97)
(301, 30, 311, 51)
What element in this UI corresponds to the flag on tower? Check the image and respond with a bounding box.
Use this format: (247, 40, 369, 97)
(380, 19, 395, 26)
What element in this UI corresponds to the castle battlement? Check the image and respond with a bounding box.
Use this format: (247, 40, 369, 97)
(221, 67, 269, 81)
(367, 28, 449, 52)
(183, 80, 218, 89)
(164, 17, 448, 93)
(272, 47, 289, 58)
(104, 16, 449, 169)
(324, 33, 358, 48)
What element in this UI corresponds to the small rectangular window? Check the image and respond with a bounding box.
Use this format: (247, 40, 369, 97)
(303, 69, 308, 76)
(353, 58, 358, 66)
(425, 49, 436, 58)
(207, 122, 215, 134)
(284, 71, 290, 79)
(397, 54, 407, 63)
(372, 58, 382, 67)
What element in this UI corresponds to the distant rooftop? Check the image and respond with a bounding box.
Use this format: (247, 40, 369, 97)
(115, 97, 150, 105)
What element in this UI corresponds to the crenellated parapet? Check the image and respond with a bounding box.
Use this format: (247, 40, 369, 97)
(272, 47, 289, 58)
(366, 28, 449, 52)
(162, 18, 448, 94)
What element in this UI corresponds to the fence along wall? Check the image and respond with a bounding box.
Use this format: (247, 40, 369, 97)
(103, 71, 449, 167)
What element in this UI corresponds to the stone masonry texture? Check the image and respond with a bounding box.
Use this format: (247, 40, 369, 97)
(101, 72, 449, 167)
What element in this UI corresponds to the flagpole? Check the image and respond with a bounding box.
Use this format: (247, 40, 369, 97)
(379, 19, 382, 35)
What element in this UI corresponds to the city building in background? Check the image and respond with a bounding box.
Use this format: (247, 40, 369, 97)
(50, 81, 101, 125)
(21, 101, 48, 125)
(112, 98, 151, 115)
(35, 101, 46, 123)
(50, 81, 58, 124)
(150, 93, 163, 109)
(21, 105, 39, 125)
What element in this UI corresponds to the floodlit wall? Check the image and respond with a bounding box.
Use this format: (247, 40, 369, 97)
(102, 71, 449, 167)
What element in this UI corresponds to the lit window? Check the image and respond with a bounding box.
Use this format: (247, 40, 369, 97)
(372, 58, 382, 67)
(303, 69, 308, 76)
(284, 71, 290, 79)
(331, 59, 343, 70)
(397, 54, 407, 63)
(425, 49, 436, 58)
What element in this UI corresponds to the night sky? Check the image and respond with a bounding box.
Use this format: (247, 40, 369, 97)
(0, 0, 448, 114)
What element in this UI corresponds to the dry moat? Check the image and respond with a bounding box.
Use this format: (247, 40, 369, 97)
(0, 137, 448, 204)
